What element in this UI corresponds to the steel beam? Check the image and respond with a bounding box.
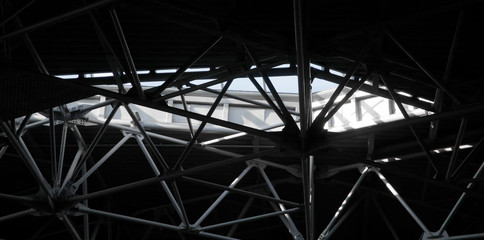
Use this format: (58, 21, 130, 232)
(445, 118, 467, 181)
(0, 208, 36, 222)
(72, 149, 278, 202)
(61, 215, 82, 240)
(227, 197, 255, 237)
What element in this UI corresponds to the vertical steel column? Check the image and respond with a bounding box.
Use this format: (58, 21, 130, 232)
(294, 0, 314, 239)
(82, 163, 89, 240)
(55, 124, 68, 189)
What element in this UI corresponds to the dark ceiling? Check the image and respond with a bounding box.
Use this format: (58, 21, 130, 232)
(1, 0, 484, 239)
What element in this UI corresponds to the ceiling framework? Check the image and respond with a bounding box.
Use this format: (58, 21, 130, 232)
(1, 0, 484, 239)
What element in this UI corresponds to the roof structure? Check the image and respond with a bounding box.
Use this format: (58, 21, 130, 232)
(1, 0, 484, 239)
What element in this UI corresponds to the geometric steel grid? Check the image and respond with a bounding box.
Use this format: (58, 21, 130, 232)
(1, 0, 484, 239)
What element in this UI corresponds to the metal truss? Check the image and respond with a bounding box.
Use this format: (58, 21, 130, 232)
(1, 0, 484, 239)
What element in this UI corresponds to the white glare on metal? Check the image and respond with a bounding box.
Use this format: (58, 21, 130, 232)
(136, 70, 150, 74)
(54, 74, 79, 79)
(155, 68, 178, 73)
(417, 97, 434, 104)
(460, 144, 473, 149)
(250, 65, 256, 69)
(329, 69, 345, 77)
(386, 183, 399, 196)
(202, 132, 247, 145)
(397, 91, 412, 97)
(273, 63, 291, 69)
(310, 63, 324, 70)
(230, 177, 240, 185)
(185, 67, 210, 72)
(87, 72, 114, 78)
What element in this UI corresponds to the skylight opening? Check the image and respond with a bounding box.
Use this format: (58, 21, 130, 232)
(397, 91, 412, 98)
(155, 68, 178, 74)
(85, 72, 113, 78)
(137, 70, 150, 75)
(329, 69, 345, 77)
(55, 74, 79, 79)
(185, 67, 210, 72)
(310, 63, 324, 71)
(418, 97, 434, 104)
(273, 64, 291, 69)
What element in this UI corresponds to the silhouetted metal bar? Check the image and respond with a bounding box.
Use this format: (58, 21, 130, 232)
(0, 208, 36, 222)
(191, 84, 300, 116)
(150, 35, 224, 97)
(0, 121, 53, 198)
(384, 28, 460, 104)
(124, 103, 170, 172)
(134, 135, 189, 227)
(72, 149, 278, 202)
(110, 9, 144, 99)
(55, 124, 68, 189)
(49, 108, 57, 183)
(0, 192, 35, 202)
(320, 168, 369, 238)
(78, 205, 181, 231)
(0, 0, 36, 27)
(227, 197, 255, 237)
(182, 177, 299, 207)
(436, 159, 484, 237)
(69, 102, 121, 181)
(323, 73, 372, 125)
(372, 168, 431, 234)
(153, 59, 286, 102)
(441, 233, 484, 240)
(452, 136, 484, 178)
(371, 196, 400, 240)
(173, 79, 233, 170)
(446, 118, 468, 181)
(320, 197, 362, 240)
(194, 164, 255, 227)
(0, 0, 115, 42)
(16, 114, 31, 135)
(198, 208, 300, 231)
(73, 133, 132, 188)
(179, 93, 195, 139)
(61, 215, 82, 240)
(247, 74, 286, 123)
(244, 44, 298, 129)
(379, 75, 438, 174)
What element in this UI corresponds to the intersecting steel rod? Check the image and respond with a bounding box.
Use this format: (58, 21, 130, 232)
(247, 74, 286, 123)
(372, 168, 431, 234)
(109, 9, 145, 99)
(194, 164, 255, 227)
(61, 215, 82, 240)
(379, 74, 439, 174)
(445, 118, 467, 181)
(384, 27, 460, 105)
(55, 123, 68, 189)
(451, 135, 484, 178)
(72, 149, 278, 202)
(182, 176, 299, 207)
(179, 92, 196, 139)
(370, 196, 400, 240)
(320, 168, 369, 238)
(173, 79, 234, 170)
(0, 208, 36, 222)
(320, 197, 363, 240)
(150, 35, 224, 97)
(227, 197, 255, 237)
(0, 121, 54, 198)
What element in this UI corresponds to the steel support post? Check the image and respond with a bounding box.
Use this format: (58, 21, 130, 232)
(371, 168, 431, 234)
(0, 208, 36, 222)
(0, 121, 53, 198)
(436, 159, 484, 237)
(379, 74, 438, 174)
(55, 123, 68, 190)
(445, 118, 467, 181)
(73, 133, 132, 190)
(452, 135, 484, 178)
(194, 164, 255, 227)
(173, 79, 234, 170)
(319, 168, 369, 238)
(49, 108, 57, 184)
(134, 135, 189, 228)
(81, 163, 89, 240)
(247, 74, 286, 123)
(109, 9, 145, 99)
(383, 28, 460, 104)
(16, 114, 31, 136)
(179, 92, 196, 139)
(61, 126, 87, 191)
